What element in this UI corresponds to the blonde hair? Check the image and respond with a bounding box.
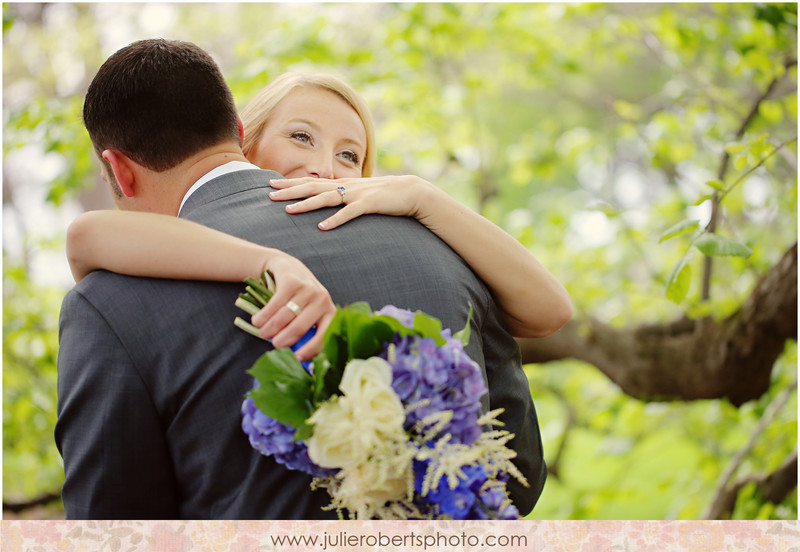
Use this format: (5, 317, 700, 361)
(240, 72, 376, 177)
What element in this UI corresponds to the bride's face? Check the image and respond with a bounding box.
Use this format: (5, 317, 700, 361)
(248, 87, 367, 179)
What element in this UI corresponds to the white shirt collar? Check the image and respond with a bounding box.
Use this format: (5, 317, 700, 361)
(178, 161, 261, 215)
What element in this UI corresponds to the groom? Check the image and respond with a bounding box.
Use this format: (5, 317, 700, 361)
(56, 38, 546, 519)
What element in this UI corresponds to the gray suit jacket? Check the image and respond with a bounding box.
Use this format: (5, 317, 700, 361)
(56, 168, 545, 519)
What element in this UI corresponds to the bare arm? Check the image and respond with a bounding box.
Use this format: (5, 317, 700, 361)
(66, 210, 335, 358)
(269, 176, 572, 338)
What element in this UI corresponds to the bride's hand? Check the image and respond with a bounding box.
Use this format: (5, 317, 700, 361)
(268, 175, 437, 230)
(249, 253, 336, 361)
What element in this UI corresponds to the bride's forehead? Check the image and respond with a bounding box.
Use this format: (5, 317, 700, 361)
(276, 88, 366, 141)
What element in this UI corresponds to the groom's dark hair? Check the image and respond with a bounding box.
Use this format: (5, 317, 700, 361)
(83, 38, 240, 172)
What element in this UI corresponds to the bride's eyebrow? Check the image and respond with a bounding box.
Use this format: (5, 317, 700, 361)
(286, 117, 317, 129)
(339, 137, 364, 151)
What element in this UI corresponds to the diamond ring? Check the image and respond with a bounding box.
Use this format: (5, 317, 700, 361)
(336, 186, 346, 204)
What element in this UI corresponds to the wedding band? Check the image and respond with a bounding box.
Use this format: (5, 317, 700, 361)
(336, 185, 346, 204)
(285, 300, 302, 316)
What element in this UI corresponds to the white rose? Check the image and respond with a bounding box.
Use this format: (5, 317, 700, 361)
(340, 358, 406, 442)
(307, 358, 406, 469)
(306, 397, 364, 469)
(339, 357, 394, 394)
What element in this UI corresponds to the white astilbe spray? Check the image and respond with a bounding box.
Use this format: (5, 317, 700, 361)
(313, 408, 527, 520)
(415, 409, 527, 498)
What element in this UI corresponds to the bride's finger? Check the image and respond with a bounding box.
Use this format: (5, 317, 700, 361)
(269, 177, 322, 189)
(292, 310, 335, 360)
(270, 311, 314, 349)
(318, 203, 365, 230)
(269, 184, 321, 201)
(285, 190, 347, 214)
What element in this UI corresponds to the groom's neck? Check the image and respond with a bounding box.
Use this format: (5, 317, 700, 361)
(150, 143, 249, 216)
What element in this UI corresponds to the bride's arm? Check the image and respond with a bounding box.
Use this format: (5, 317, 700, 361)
(66, 210, 336, 359)
(269, 176, 572, 338)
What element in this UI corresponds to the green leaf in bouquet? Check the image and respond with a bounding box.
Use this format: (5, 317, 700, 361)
(373, 308, 447, 345)
(293, 422, 314, 442)
(345, 301, 373, 316)
(694, 233, 753, 258)
(453, 304, 474, 346)
(321, 302, 393, 362)
(316, 302, 399, 397)
(346, 310, 396, 359)
(412, 311, 446, 345)
(318, 307, 349, 380)
(246, 348, 314, 429)
(372, 312, 415, 336)
(316, 305, 364, 399)
(311, 355, 333, 404)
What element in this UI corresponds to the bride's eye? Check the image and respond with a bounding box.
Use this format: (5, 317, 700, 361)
(339, 150, 359, 164)
(290, 131, 312, 144)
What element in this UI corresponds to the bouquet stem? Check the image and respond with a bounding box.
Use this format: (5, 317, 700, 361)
(233, 272, 277, 341)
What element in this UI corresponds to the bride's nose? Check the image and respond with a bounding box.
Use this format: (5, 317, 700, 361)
(308, 150, 334, 179)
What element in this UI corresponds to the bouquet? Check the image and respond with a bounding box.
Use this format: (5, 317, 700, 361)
(233, 273, 527, 520)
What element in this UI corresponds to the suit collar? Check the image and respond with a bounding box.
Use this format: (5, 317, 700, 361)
(179, 161, 261, 216)
(179, 167, 284, 217)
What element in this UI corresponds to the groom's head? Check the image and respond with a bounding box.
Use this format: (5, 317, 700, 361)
(83, 39, 242, 209)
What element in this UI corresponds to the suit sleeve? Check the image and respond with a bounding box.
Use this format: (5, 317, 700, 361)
(55, 290, 178, 519)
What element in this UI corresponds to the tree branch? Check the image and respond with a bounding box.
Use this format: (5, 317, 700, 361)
(518, 242, 797, 406)
(703, 450, 798, 520)
(540, 383, 577, 481)
(3, 492, 62, 514)
(703, 379, 797, 519)
(702, 57, 797, 300)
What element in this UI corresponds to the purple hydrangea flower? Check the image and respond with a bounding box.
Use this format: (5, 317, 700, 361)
(377, 305, 417, 327)
(381, 330, 487, 445)
(241, 397, 334, 479)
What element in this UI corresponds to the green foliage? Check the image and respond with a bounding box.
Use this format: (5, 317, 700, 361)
(666, 254, 693, 304)
(529, 346, 797, 520)
(694, 233, 753, 258)
(248, 348, 315, 439)
(3, 257, 64, 503)
(3, 2, 795, 519)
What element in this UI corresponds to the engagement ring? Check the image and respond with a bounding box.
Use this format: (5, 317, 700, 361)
(285, 300, 302, 316)
(336, 185, 346, 204)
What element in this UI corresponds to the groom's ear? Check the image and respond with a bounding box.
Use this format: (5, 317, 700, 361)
(237, 117, 245, 148)
(102, 149, 136, 198)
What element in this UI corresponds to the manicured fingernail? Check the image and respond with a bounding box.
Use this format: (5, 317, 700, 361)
(318, 221, 328, 230)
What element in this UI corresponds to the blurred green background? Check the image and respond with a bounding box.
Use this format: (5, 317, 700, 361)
(3, 2, 797, 520)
